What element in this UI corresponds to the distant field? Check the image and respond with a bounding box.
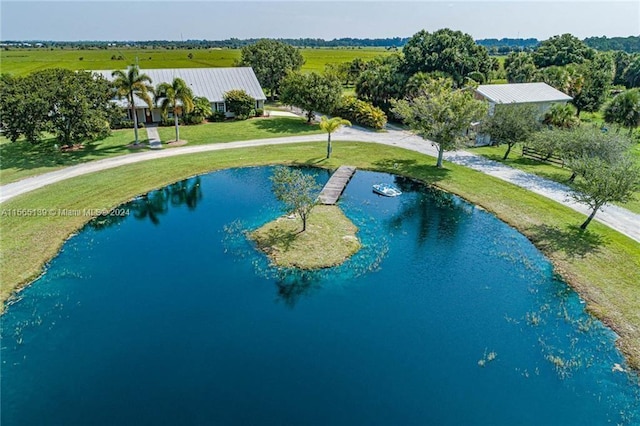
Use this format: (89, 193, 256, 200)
(0, 47, 391, 75)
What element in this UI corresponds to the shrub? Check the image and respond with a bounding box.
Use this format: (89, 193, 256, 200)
(209, 111, 226, 122)
(255, 108, 264, 117)
(333, 96, 387, 129)
(183, 96, 212, 125)
(224, 89, 255, 120)
(109, 118, 135, 129)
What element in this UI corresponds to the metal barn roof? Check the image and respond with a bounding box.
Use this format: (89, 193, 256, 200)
(96, 67, 266, 107)
(475, 82, 572, 104)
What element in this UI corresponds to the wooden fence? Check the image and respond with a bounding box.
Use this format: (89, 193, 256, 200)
(522, 146, 565, 167)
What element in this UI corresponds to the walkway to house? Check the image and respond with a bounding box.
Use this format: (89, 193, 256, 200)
(145, 125, 162, 149)
(1, 126, 639, 242)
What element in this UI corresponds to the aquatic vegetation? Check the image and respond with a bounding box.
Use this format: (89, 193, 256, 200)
(478, 348, 498, 367)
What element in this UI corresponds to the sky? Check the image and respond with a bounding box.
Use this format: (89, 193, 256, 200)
(1, 1, 639, 41)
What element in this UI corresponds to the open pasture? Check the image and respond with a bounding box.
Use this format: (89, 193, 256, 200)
(0, 47, 391, 75)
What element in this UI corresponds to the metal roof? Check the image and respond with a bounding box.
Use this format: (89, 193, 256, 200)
(475, 82, 572, 104)
(95, 67, 266, 107)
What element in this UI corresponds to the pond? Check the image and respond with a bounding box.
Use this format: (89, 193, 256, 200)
(1, 167, 639, 425)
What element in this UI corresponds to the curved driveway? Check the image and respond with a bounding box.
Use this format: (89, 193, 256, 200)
(1, 126, 639, 243)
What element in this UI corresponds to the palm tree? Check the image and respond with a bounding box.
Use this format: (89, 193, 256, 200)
(604, 89, 640, 135)
(111, 65, 154, 145)
(543, 103, 579, 128)
(155, 78, 194, 142)
(319, 116, 351, 158)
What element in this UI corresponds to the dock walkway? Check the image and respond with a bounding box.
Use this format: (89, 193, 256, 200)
(318, 165, 357, 205)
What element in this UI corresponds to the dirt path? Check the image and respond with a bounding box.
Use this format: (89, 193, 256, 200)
(1, 126, 639, 242)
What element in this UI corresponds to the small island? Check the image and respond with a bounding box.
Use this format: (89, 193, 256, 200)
(250, 205, 361, 269)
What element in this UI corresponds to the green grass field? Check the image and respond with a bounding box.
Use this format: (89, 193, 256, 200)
(1, 142, 639, 369)
(0, 117, 323, 184)
(0, 47, 391, 75)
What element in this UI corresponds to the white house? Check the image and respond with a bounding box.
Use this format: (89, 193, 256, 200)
(475, 82, 572, 115)
(96, 67, 266, 123)
(473, 82, 573, 145)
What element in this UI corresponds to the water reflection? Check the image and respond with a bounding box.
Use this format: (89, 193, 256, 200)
(275, 271, 322, 308)
(89, 176, 203, 229)
(388, 176, 470, 247)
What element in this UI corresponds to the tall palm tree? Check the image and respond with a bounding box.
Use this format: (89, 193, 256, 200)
(155, 78, 194, 142)
(111, 65, 154, 145)
(319, 116, 351, 158)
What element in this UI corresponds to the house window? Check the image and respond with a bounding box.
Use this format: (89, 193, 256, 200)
(216, 102, 225, 112)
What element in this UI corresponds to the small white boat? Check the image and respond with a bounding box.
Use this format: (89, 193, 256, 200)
(372, 183, 402, 197)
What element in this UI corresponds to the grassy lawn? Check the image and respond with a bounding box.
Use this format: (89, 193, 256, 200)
(0, 48, 390, 76)
(470, 144, 640, 214)
(0, 117, 322, 184)
(157, 117, 321, 145)
(251, 205, 361, 269)
(1, 142, 639, 369)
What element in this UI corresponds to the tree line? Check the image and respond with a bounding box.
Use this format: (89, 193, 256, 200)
(6, 35, 640, 53)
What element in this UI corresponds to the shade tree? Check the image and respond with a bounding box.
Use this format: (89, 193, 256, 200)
(402, 28, 492, 86)
(532, 34, 595, 68)
(482, 103, 541, 160)
(569, 155, 640, 230)
(391, 78, 487, 168)
(0, 69, 113, 145)
(279, 72, 342, 122)
(239, 39, 304, 100)
(530, 126, 632, 182)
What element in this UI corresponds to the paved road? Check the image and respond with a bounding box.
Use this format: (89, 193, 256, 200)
(1, 125, 639, 243)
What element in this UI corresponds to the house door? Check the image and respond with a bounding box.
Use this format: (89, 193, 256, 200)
(145, 109, 153, 124)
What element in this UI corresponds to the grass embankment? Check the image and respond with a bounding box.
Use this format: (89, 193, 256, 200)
(251, 205, 361, 269)
(0, 48, 390, 76)
(0, 117, 322, 184)
(471, 144, 640, 214)
(0, 142, 639, 369)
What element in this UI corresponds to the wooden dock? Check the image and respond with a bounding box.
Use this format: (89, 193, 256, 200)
(318, 165, 357, 205)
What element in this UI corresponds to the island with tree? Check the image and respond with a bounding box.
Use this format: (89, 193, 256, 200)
(250, 167, 361, 269)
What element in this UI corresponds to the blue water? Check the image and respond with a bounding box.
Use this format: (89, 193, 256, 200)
(1, 167, 638, 425)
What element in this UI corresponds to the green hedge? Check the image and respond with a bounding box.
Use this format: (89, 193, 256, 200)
(333, 96, 387, 129)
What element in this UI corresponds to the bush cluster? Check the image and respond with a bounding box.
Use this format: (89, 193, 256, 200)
(224, 89, 255, 120)
(109, 118, 145, 129)
(333, 96, 387, 129)
(208, 111, 226, 122)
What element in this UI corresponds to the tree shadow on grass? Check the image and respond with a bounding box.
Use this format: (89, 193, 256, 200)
(528, 224, 607, 259)
(251, 117, 320, 135)
(259, 224, 299, 252)
(372, 158, 451, 185)
(1, 136, 142, 175)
